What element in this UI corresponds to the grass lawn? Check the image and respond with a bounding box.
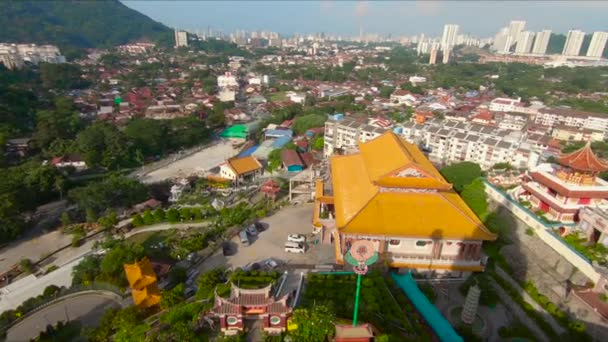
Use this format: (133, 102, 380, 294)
(268, 91, 287, 102)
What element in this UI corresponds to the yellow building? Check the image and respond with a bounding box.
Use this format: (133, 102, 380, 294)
(314, 131, 496, 276)
(124, 258, 162, 308)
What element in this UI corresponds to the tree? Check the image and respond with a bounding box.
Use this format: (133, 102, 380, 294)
(98, 209, 118, 230)
(312, 137, 324, 150)
(461, 179, 488, 219)
(379, 86, 395, 98)
(289, 305, 335, 342)
(167, 208, 180, 223)
(292, 114, 327, 134)
(153, 208, 166, 223)
(440, 162, 482, 193)
(0, 194, 26, 243)
(86, 207, 97, 223)
(195, 268, 226, 300)
(40, 63, 89, 90)
(125, 119, 167, 157)
(132, 214, 144, 227)
(60, 212, 72, 227)
(76, 122, 132, 169)
(179, 207, 192, 221)
(142, 209, 155, 226)
(34, 98, 83, 148)
(99, 242, 144, 285)
(160, 283, 185, 310)
(20, 258, 34, 274)
(266, 149, 283, 173)
(68, 175, 148, 215)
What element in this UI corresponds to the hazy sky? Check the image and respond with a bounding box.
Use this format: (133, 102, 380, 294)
(122, 1, 608, 37)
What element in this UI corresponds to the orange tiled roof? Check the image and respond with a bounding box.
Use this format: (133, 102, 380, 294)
(124, 258, 158, 290)
(330, 131, 496, 241)
(559, 142, 608, 173)
(227, 156, 262, 175)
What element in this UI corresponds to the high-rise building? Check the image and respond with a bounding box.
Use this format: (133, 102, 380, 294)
(441, 24, 459, 51)
(174, 29, 188, 48)
(492, 28, 512, 54)
(562, 29, 585, 56)
(515, 31, 535, 54)
(429, 49, 438, 65)
(586, 31, 608, 58)
(508, 20, 526, 44)
(442, 49, 451, 64)
(531, 29, 552, 55)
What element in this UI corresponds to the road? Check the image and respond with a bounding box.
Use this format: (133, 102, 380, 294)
(139, 141, 238, 184)
(200, 204, 335, 272)
(5, 293, 122, 341)
(124, 221, 210, 238)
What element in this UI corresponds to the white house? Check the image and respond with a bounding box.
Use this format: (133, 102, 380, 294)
(51, 154, 87, 170)
(217, 72, 238, 88)
(389, 90, 418, 106)
(286, 91, 306, 104)
(218, 156, 263, 185)
(218, 88, 236, 102)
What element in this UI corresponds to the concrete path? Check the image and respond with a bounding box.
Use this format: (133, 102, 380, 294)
(124, 221, 210, 238)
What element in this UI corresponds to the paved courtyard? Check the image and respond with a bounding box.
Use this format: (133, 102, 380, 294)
(200, 204, 335, 272)
(139, 141, 238, 184)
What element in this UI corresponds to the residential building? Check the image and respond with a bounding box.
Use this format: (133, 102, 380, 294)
(169, 178, 191, 202)
(399, 118, 537, 170)
(532, 29, 552, 55)
(492, 27, 512, 54)
(323, 115, 387, 157)
(124, 258, 162, 308)
(551, 125, 604, 142)
(515, 31, 535, 54)
(174, 29, 188, 48)
(489, 97, 522, 112)
(535, 108, 608, 136)
(441, 24, 459, 51)
(286, 91, 306, 104)
(313, 131, 496, 275)
(50, 154, 87, 171)
(208, 284, 291, 335)
(429, 49, 438, 65)
(519, 144, 608, 222)
(442, 49, 451, 64)
(0, 43, 64, 69)
(218, 72, 238, 88)
(586, 31, 608, 58)
(219, 88, 236, 102)
(219, 155, 263, 185)
(562, 30, 585, 56)
(390, 90, 418, 106)
(508, 20, 526, 44)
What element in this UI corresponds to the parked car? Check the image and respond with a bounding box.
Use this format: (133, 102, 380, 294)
(254, 221, 266, 232)
(263, 258, 279, 269)
(222, 242, 235, 256)
(284, 241, 306, 254)
(242, 262, 261, 272)
(246, 224, 258, 236)
(287, 234, 306, 243)
(239, 230, 250, 246)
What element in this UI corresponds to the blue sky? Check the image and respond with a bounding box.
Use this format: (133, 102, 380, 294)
(123, 1, 608, 37)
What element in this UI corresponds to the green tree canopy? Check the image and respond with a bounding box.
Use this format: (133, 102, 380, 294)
(124, 119, 167, 157)
(68, 175, 148, 214)
(76, 122, 132, 169)
(440, 162, 482, 193)
(289, 304, 335, 342)
(461, 179, 488, 219)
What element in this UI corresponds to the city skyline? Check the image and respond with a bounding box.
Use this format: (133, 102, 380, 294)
(123, 1, 608, 37)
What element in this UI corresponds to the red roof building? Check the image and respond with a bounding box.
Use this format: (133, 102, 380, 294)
(519, 142, 608, 223)
(208, 284, 292, 336)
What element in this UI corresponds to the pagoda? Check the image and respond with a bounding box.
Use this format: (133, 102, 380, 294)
(521, 142, 608, 222)
(123, 257, 162, 308)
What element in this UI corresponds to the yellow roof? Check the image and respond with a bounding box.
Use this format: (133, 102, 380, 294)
(227, 156, 262, 175)
(132, 285, 161, 308)
(124, 258, 158, 290)
(331, 131, 495, 241)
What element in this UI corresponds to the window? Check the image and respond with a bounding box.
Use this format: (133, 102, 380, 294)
(415, 240, 427, 247)
(389, 239, 400, 246)
(270, 316, 281, 325)
(226, 316, 238, 325)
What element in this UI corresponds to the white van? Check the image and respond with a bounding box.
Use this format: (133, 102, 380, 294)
(239, 230, 250, 246)
(284, 241, 305, 254)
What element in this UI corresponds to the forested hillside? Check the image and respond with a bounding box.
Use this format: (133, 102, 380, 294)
(0, 0, 172, 49)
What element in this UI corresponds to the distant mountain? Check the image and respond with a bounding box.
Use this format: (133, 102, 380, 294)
(0, 0, 172, 49)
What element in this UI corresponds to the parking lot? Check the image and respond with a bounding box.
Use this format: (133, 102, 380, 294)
(199, 204, 335, 272)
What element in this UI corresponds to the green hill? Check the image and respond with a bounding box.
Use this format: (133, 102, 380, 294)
(0, 0, 172, 49)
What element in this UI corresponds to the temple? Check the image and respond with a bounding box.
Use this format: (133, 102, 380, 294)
(313, 131, 497, 276)
(123, 257, 162, 308)
(520, 142, 608, 222)
(208, 284, 292, 335)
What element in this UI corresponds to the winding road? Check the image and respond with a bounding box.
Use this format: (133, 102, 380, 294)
(5, 292, 124, 342)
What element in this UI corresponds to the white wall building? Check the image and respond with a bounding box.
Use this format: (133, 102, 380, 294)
(562, 30, 585, 56)
(174, 29, 188, 48)
(531, 29, 552, 55)
(0, 43, 64, 69)
(217, 72, 238, 88)
(586, 31, 608, 58)
(515, 31, 535, 54)
(535, 108, 608, 137)
(441, 24, 459, 51)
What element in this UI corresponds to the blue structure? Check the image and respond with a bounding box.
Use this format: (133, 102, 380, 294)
(271, 136, 292, 149)
(265, 129, 293, 139)
(238, 145, 258, 157)
(391, 272, 463, 342)
(328, 113, 345, 121)
(393, 127, 403, 134)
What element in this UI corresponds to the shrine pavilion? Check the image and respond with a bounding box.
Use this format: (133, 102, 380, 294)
(123, 257, 161, 308)
(208, 283, 291, 335)
(521, 142, 608, 223)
